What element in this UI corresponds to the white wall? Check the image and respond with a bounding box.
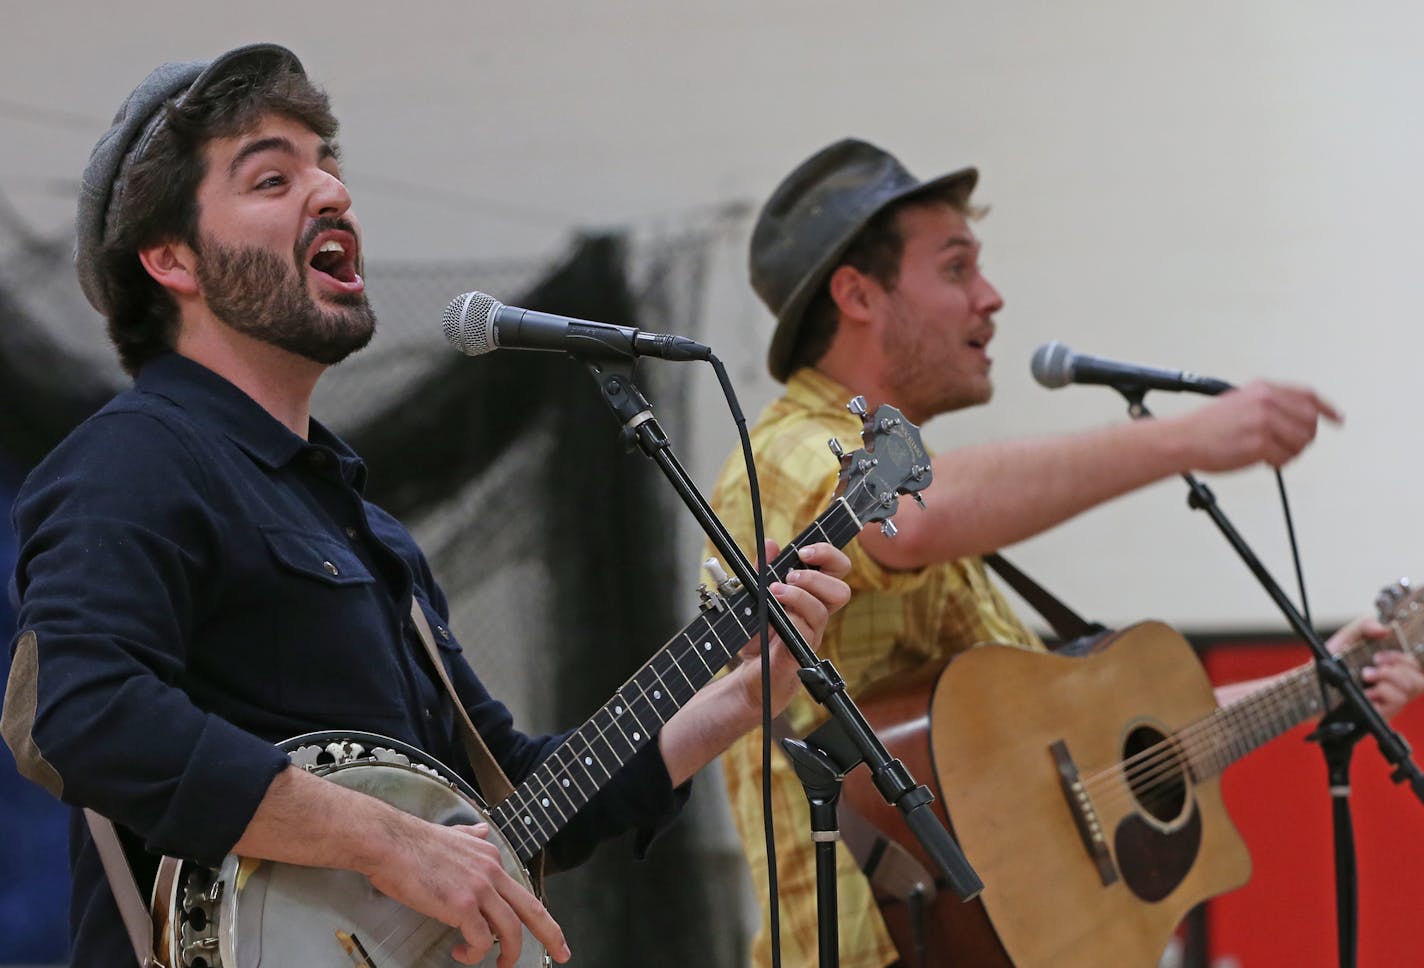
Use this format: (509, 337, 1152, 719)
(5, 1, 1423, 632)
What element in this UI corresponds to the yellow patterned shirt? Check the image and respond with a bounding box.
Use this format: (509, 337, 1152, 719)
(707, 368, 1044, 968)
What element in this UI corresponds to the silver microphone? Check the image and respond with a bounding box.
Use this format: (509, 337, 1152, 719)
(1030, 340, 1233, 396)
(442, 291, 711, 362)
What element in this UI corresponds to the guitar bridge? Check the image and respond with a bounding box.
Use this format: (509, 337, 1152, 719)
(1050, 738, 1118, 887)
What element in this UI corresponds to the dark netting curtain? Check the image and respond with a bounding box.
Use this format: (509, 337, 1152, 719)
(0, 224, 738, 967)
(351, 235, 725, 967)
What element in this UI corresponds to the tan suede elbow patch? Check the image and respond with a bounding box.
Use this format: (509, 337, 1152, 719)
(2, 631, 64, 799)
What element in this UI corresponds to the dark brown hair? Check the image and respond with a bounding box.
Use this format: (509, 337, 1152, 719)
(101, 67, 338, 375)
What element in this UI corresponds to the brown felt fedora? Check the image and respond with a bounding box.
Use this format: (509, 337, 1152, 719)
(750, 139, 977, 382)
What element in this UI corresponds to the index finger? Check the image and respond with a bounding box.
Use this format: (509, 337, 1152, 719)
(792, 541, 851, 579)
(1285, 385, 1342, 424)
(499, 881, 571, 964)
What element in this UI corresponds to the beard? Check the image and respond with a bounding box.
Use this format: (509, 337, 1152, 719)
(193, 221, 377, 365)
(880, 296, 992, 421)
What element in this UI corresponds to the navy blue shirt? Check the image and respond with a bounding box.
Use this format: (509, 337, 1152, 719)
(6, 352, 685, 966)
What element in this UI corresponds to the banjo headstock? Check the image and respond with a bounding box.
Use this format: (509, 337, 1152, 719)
(830, 396, 932, 535)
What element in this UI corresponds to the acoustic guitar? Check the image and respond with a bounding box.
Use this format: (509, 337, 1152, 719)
(842, 580, 1424, 968)
(147, 398, 931, 968)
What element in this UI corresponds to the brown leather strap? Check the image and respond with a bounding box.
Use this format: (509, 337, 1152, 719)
(408, 598, 514, 805)
(983, 552, 1107, 648)
(409, 599, 545, 892)
(83, 809, 157, 967)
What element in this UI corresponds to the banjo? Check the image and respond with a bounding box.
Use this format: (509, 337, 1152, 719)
(144, 397, 932, 968)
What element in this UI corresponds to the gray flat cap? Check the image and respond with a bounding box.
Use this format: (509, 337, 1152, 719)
(750, 139, 977, 382)
(76, 43, 305, 317)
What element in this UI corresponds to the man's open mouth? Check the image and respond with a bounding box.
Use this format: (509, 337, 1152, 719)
(308, 237, 360, 285)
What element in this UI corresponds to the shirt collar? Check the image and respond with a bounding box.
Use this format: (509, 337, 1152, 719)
(785, 367, 861, 423)
(134, 352, 367, 487)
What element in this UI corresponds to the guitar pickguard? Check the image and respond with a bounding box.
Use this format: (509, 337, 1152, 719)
(1115, 802, 1203, 903)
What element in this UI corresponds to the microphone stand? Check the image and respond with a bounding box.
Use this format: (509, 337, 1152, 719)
(1117, 386, 1424, 968)
(580, 353, 982, 966)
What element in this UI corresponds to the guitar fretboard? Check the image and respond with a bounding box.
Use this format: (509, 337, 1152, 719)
(1184, 617, 1423, 781)
(490, 498, 866, 863)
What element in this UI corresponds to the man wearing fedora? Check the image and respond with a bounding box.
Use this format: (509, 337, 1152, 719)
(707, 138, 1424, 967)
(0, 45, 855, 967)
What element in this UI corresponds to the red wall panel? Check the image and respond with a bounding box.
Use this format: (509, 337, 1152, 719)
(1198, 640, 1424, 967)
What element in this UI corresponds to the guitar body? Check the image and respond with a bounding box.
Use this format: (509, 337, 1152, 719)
(843, 622, 1252, 968)
(153, 733, 548, 968)
(839, 662, 1013, 968)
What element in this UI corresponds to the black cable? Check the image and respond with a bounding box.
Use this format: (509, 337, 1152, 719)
(1275, 469, 1312, 629)
(709, 356, 782, 968)
(1275, 467, 1333, 717)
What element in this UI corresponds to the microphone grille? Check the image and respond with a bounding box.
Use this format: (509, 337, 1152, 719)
(442, 291, 502, 356)
(1030, 340, 1074, 389)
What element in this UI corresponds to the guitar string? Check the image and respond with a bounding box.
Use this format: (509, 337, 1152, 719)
(1085, 661, 1324, 807)
(497, 463, 882, 853)
(496, 477, 871, 853)
(496, 432, 918, 856)
(498, 628, 711, 857)
(494, 586, 744, 857)
(1074, 626, 1409, 816)
(365, 900, 456, 965)
(497, 576, 745, 856)
(1084, 630, 1383, 798)
(493, 488, 868, 860)
(335, 791, 473, 964)
(498, 510, 854, 859)
(1080, 653, 1355, 815)
(1118, 638, 1380, 808)
(1074, 633, 1391, 816)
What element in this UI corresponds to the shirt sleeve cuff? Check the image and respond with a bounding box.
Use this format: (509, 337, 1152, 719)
(627, 740, 692, 859)
(146, 715, 289, 866)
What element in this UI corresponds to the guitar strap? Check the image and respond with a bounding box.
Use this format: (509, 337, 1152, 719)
(409, 598, 514, 805)
(408, 598, 546, 894)
(982, 552, 1109, 650)
(84, 809, 157, 967)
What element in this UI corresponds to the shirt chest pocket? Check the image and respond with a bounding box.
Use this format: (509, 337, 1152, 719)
(258, 527, 405, 721)
(262, 527, 376, 588)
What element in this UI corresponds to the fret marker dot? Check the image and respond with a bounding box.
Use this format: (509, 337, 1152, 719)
(633, 731, 641, 741)
(524, 816, 532, 825)
(584, 756, 593, 766)
(562, 779, 571, 787)
(704, 641, 712, 651)
(653, 690, 662, 699)
(541, 797, 550, 807)
(615, 705, 623, 715)
(744, 607, 752, 616)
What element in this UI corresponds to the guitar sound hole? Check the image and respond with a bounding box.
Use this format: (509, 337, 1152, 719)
(1122, 724, 1187, 824)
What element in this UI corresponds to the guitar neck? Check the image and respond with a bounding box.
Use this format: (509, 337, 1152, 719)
(489, 498, 865, 863)
(1185, 630, 1407, 780)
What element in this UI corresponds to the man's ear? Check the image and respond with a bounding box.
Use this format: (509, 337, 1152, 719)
(136, 240, 200, 298)
(827, 264, 874, 327)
